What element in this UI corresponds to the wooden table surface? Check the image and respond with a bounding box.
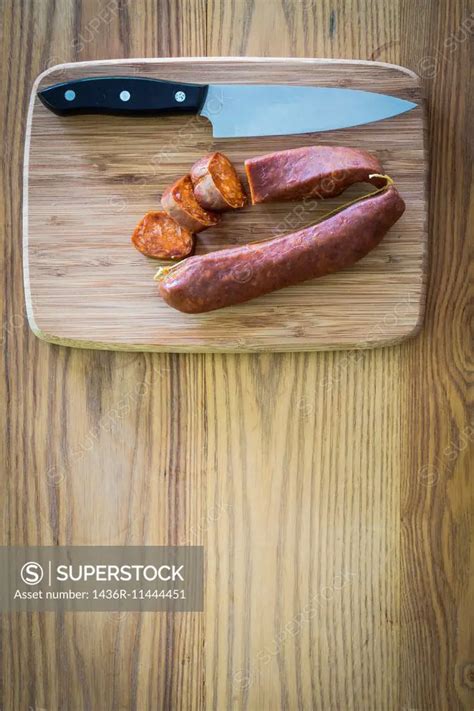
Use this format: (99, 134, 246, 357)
(1, 1, 472, 709)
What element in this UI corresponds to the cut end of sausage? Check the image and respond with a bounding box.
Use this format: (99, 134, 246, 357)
(162, 174, 220, 233)
(132, 211, 194, 260)
(191, 152, 247, 211)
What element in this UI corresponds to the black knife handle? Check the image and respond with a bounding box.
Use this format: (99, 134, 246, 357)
(38, 76, 209, 116)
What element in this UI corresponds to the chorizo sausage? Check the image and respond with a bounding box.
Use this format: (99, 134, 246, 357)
(157, 183, 405, 313)
(191, 152, 247, 210)
(161, 174, 220, 232)
(132, 211, 194, 260)
(244, 145, 383, 204)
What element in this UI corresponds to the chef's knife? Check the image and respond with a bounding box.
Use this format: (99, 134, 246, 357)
(38, 76, 417, 137)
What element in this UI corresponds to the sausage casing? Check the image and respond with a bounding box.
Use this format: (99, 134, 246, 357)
(245, 145, 383, 204)
(158, 185, 405, 313)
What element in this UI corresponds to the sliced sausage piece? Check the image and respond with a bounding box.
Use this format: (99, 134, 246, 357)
(161, 174, 219, 233)
(158, 184, 405, 313)
(245, 145, 384, 204)
(191, 152, 247, 210)
(132, 211, 194, 260)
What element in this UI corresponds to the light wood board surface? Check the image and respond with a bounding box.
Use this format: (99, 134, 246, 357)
(24, 57, 427, 352)
(1, 1, 472, 710)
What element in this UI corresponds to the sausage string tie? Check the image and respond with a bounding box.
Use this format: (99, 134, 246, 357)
(305, 173, 394, 226)
(154, 174, 394, 282)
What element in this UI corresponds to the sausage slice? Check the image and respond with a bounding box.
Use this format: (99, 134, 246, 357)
(191, 152, 246, 210)
(132, 211, 194, 260)
(162, 174, 220, 232)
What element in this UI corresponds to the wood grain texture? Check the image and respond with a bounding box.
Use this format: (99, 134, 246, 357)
(1, 0, 472, 710)
(25, 57, 427, 352)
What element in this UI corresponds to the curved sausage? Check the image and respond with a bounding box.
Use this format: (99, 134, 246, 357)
(161, 174, 220, 232)
(244, 145, 383, 204)
(132, 211, 194, 260)
(158, 184, 405, 313)
(191, 152, 247, 210)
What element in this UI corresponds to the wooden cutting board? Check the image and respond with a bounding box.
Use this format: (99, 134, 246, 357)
(23, 58, 427, 352)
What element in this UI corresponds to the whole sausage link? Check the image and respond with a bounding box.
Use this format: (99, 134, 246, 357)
(157, 183, 405, 313)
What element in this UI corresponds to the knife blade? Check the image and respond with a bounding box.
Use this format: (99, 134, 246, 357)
(38, 76, 417, 137)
